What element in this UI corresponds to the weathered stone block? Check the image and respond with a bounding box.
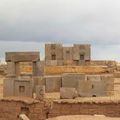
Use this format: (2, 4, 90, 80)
(45, 75, 62, 92)
(60, 87, 78, 99)
(45, 60, 58, 66)
(3, 78, 14, 97)
(6, 52, 40, 62)
(36, 85, 45, 101)
(77, 74, 114, 97)
(14, 79, 33, 97)
(62, 73, 85, 88)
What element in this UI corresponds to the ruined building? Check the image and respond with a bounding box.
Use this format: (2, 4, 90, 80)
(3, 43, 114, 98)
(3, 52, 41, 97)
(44, 43, 114, 97)
(45, 43, 91, 66)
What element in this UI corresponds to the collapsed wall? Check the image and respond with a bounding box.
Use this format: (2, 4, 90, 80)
(0, 97, 49, 120)
(48, 98, 120, 118)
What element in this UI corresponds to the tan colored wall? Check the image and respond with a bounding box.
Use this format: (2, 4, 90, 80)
(91, 60, 116, 67)
(49, 101, 120, 118)
(0, 98, 48, 120)
(45, 44, 91, 66)
(63, 47, 73, 61)
(44, 66, 110, 75)
(45, 44, 63, 61)
(73, 44, 91, 61)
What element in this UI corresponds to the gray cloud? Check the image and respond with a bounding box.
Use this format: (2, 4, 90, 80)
(0, 0, 120, 45)
(0, 0, 120, 61)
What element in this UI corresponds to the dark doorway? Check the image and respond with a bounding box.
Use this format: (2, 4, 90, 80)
(52, 54, 56, 60)
(80, 54, 84, 60)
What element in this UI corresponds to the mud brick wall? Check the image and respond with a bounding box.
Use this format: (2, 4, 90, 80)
(0, 99, 48, 120)
(48, 102, 120, 118)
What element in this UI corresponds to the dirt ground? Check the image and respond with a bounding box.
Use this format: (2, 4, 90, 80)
(47, 115, 120, 120)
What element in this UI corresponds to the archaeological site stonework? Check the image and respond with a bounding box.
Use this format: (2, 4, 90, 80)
(0, 43, 120, 120)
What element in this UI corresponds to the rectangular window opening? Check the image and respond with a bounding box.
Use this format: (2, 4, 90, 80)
(19, 86, 25, 92)
(52, 54, 56, 60)
(80, 54, 84, 60)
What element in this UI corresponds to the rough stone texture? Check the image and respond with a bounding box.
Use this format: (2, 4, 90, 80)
(77, 74, 114, 97)
(0, 98, 48, 120)
(90, 60, 117, 67)
(45, 75, 62, 92)
(63, 47, 73, 60)
(7, 62, 16, 76)
(45, 43, 63, 60)
(48, 99, 120, 118)
(14, 80, 33, 97)
(46, 60, 58, 66)
(0, 64, 7, 75)
(62, 73, 85, 88)
(44, 66, 109, 75)
(35, 77, 46, 86)
(45, 43, 91, 66)
(4, 52, 41, 97)
(61, 74, 113, 97)
(114, 72, 120, 78)
(73, 44, 91, 64)
(60, 87, 78, 99)
(3, 78, 33, 97)
(3, 78, 15, 97)
(36, 85, 45, 101)
(6, 52, 40, 62)
(114, 78, 120, 95)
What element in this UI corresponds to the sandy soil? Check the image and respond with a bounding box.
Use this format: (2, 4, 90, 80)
(47, 115, 120, 120)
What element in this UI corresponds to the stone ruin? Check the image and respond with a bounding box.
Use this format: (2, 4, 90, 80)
(45, 43, 91, 66)
(1, 43, 120, 120)
(3, 52, 44, 99)
(3, 44, 115, 99)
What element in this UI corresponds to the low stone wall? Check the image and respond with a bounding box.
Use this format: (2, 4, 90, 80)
(90, 60, 116, 67)
(48, 98, 120, 118)
(0, 97, 49, 120)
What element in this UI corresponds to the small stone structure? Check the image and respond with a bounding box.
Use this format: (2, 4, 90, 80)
(3, 52, 41, 97)
(45, 43, 91, 66)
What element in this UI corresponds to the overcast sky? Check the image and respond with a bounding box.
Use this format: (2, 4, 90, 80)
(0, 0, 120, 61)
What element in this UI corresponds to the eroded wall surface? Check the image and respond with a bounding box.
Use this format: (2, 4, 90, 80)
(0, 98, 48, 120)
(49, 100, 120, 118)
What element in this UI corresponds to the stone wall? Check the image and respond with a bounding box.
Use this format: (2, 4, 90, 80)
(90, 60, 116, 67)
(45, 75, 62, 92)
(0, 97, 49, 120)
(73, 44, 91, 62)
(48, 100, 120, 118)
(45, 43, 91, 66)
(0, 64, 7, 75)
